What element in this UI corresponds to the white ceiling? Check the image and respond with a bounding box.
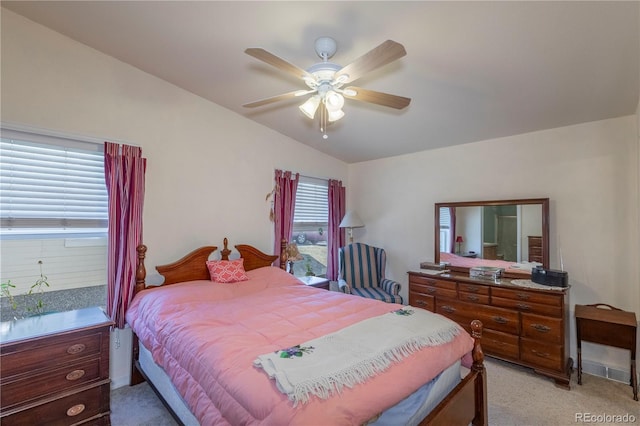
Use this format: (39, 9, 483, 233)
(3, 1, 639, 163)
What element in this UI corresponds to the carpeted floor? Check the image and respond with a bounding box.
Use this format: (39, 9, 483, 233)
(110, 358, 639, 425)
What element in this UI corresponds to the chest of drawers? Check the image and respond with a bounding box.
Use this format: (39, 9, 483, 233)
(408, 271, 571, 388)
(0, 307, 113, 425)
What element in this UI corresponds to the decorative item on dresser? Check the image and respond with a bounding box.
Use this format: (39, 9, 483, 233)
(408, 271, 572, 388)
(0, 307, 113, 425)
(528, 236, 543, 263)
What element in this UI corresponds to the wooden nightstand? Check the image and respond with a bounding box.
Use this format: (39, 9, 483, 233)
(0, 306, 113, 424)
(297, 276, 330, 290)
(575, 303, 637, 401)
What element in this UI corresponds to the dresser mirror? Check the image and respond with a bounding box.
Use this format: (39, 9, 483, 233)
(434, 198, 550, 273)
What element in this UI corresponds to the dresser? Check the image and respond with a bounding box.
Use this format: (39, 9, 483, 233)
(408, 271, 571, 388)
(528, 236, 543, 263)
(0, 307, 113, 425)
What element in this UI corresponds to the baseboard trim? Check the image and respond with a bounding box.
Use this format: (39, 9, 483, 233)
(110, 373, 131, 390)
(581, 359, 637, 384)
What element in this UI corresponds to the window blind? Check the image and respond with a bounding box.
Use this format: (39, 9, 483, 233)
(0, 130, 107, 235)
(293, 176, 328, 223)
(439, 207, 451, 229)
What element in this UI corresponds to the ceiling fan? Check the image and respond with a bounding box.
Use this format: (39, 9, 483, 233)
(243, 37, 411, 139)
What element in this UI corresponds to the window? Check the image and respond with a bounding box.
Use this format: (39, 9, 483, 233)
(439, 207, 452, 254)
(0, 127, 108, 319)
(291, 176, 328, 277)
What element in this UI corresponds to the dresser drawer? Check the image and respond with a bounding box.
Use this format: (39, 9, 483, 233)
(408, 292, 434, 312)
(492, 287, 562, 307)
(436, 299, 519, 335)
(520, 338, 563, 371)
(492, 296, 562, 317)
(521, 313, 563, 344)
(482, 329, 519, 360)
(1, 357, 106, 410)
(409, 276, 457, 290)
(457, 283, 489, 295)
(410, 283, 457, 299)
(458, 291, 490, 304)
(1, 381, 110, 426)
(1, 330, 105, 378)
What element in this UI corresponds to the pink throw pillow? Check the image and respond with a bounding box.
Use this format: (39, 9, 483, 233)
(206, 258, 249, 283)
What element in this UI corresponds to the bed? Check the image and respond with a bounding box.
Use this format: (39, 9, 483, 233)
(127, 238, 487, 425)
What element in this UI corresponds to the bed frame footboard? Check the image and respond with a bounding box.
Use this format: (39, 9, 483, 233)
(420, 320, 487, 426)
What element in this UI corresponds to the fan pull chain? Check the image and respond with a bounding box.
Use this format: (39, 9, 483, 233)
(320, 103, 328, 139)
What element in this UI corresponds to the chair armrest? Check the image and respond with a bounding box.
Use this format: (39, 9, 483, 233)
(380, 278, 401, 295)
(338, 279, 351, 294)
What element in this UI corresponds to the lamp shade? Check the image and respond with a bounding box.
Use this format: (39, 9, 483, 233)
(339, 211, 364, 229)
(455, 236, 464, 243)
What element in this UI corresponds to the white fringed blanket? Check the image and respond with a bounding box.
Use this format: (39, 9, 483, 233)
(254, 308, 462, 405)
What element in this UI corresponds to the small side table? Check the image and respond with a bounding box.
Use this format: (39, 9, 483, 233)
(298, 276, 330, 290)
(575, 303, 637, 401)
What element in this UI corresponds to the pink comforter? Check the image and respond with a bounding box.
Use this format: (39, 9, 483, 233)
(126, 266, 474, 425)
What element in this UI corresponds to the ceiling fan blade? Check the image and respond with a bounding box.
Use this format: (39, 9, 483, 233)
(334, 40, 407, 84)
(243, 90, 309, 108)
(245, 48, 314, 81)
(343, 86, 411, 109)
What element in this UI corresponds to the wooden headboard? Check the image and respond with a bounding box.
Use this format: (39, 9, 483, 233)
(135, 237, 287, 293)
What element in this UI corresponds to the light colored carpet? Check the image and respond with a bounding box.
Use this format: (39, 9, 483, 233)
(110, 358, 639, 425)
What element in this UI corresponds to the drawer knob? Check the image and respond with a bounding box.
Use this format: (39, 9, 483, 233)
(516, 303, 531, 311)
(516, 293, 530, 300)
(492, 316, 508, 324)
(416, 300, 426, 307)
(463, 286, 479, 293)
(426, 287, 436, 294)
(67, 343, 86, 355)
(466, 295, 479, 302)
(531, 323, 551, 333)
(66, 369, 86, 381)
(441, 305, 456, 314)
(67, 404, 86, 417)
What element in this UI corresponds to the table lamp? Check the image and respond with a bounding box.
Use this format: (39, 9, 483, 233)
(339, 211, 365, 244)
(455, 236, 464, 254)
(285, 242, 304, 274)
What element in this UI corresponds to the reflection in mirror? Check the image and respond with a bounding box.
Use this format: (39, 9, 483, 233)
(435, 199, 549, 275)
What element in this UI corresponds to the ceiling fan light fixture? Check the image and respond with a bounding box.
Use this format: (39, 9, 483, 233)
(327, 109, 345, 122)
(342, 88, 357, 97)
(325, 91, 344, 112)
(299, 95, 321, 119)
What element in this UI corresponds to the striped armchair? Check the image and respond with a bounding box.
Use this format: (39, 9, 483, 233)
(337, 243, 402, 304)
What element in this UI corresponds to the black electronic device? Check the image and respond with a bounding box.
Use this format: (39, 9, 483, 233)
(531, 266, 568, 287)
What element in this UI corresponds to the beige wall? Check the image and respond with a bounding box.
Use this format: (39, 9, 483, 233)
(1, 9, 348, 386)
(348, 116, 640, 371)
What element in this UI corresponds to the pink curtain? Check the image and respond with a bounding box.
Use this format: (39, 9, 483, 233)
(272, 170, 299, 266)
(104, 142, 146, 329)
(326, 179, 345, 280)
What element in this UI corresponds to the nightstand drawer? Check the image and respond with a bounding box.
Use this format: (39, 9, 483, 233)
(1, 331, 105, 378)
(1, 357, 106, 409)
(1, 381, 110, 426)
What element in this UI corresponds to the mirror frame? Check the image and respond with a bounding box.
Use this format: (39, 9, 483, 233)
(434, 198, 550, 275)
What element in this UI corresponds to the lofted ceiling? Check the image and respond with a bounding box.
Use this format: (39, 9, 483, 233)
(2, 1, 638, 164)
